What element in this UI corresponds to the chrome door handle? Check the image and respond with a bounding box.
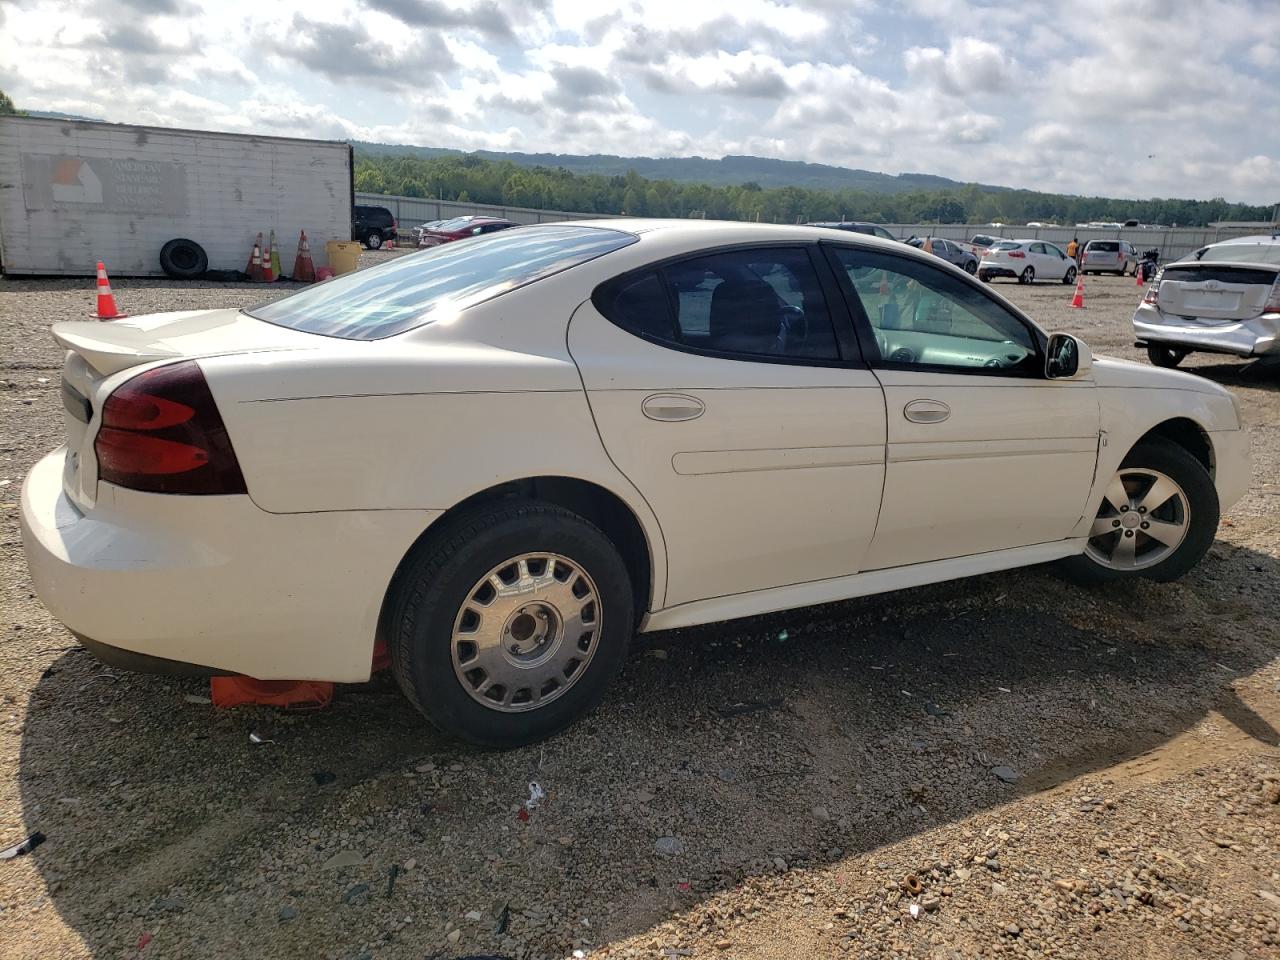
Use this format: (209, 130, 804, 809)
(642, 393, 705, 422)
(904, 399, 950, 423)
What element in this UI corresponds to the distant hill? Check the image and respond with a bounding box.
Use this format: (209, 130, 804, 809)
(352, 141, 1013, 196)
(23, 109, 106, 122)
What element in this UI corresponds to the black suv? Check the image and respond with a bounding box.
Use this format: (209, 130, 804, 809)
(352, 205, 398, 249)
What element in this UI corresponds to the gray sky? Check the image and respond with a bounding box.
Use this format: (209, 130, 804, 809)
(3, 0, 1278, 204)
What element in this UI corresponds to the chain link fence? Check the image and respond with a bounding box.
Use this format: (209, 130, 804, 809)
(359, 193, 1272, 261)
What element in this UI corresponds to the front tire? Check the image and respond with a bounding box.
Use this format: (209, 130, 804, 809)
(1019, 266, 1035, 284)
(1059, 439, 1218, 585)
(387, 500, 633, 748)
(1147, 343, 1189, 368)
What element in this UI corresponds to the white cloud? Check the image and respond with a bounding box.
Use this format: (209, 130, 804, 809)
(0, 0, 1275, 204)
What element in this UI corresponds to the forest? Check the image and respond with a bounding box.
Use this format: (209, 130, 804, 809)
(352, 150, 1276, 227)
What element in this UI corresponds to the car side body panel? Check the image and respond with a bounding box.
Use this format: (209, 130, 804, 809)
(1068, 356, 1249, 539)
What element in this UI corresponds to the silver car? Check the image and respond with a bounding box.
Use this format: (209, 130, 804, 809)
(1082, 239, 1138, 275)
(1132, 234, 1280, 367)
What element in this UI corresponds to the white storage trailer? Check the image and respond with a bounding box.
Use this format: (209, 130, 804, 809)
(0, 116, 353, 276)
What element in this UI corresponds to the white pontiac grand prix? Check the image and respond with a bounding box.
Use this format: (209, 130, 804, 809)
(21, 221, 1251, 747)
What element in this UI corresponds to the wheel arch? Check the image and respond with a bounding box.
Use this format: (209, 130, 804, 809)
(1134, 417, 1214, 478)
(377, 476, 659, 647)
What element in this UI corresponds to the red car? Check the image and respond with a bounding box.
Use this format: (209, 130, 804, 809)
(418, 215, 520, 247)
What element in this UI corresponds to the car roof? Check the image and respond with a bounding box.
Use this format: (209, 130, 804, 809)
(1204, 233, 1280, 246)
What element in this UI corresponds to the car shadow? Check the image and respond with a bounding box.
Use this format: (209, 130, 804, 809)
(13, 543, 1280, 959)
(1183, 355, 1280, 391)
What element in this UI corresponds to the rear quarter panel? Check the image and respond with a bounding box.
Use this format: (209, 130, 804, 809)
(201, 275, 670, 605)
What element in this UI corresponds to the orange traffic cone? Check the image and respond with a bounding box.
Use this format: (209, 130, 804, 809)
(1134, 262, 1144, 287)
(291, 230, 316, 282)
(1070, 273, 1085, 309)
(261, 233, 276, 283)
(246, 232, 264, 275)
(91, 261, 127, 319)
(247, 241, 264, 282)
(384, 237, 395, 250)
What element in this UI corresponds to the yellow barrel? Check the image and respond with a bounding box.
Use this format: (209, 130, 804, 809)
(324, 240, 362, 276)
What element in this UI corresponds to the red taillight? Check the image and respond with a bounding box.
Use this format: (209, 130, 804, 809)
(1007, 251, 1025, 258)
(1143, 272, 1161, 305)
(1265, 278, 1280, 313)
(392, 218, 398, 229)
(95, 360, 247, 495)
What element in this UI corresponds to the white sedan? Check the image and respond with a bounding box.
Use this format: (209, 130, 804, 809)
(979, 239, 1079, 285)
(21, 221, 1250, 747)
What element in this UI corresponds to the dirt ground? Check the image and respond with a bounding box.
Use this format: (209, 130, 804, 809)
(0, 254, 1276, 960)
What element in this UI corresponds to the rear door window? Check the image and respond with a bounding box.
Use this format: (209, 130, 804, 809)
(597, 247, 842, 361)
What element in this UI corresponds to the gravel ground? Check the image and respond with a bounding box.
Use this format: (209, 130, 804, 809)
(0, 255, 1277, 960)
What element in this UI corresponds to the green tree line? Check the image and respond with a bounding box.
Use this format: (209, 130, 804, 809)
(354, 151, 1275, 227)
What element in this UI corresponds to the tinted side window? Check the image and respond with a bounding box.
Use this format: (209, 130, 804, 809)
(599, 271, 675, 340)
(831, 247, 1039, 375)
(598, 248, 841, 361)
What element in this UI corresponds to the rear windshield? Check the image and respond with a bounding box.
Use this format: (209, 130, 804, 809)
(247, 225, 637, 340)
(1193, 243, 1280, 266)
(990, 241, 1022, 251)
(1087, 241, 1119, 252)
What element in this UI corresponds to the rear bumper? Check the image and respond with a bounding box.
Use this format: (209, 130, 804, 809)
(979, 265, 1017, 279)
(20, 449, 438, 682)
(1132, 303, 1280, 357)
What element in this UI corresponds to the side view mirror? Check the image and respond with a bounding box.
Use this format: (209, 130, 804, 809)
(1045, 333, 1092, 379)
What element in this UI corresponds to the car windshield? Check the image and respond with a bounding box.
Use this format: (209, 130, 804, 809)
(990, 241, 1021, 251)
(1193, 243, 1280, 265)
(247, 225, 637, 340)
(432, 217, 474, 232)
(1088, 241, 1119, 252)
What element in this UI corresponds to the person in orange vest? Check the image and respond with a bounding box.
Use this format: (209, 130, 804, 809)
(1067, 237, 1080, 263)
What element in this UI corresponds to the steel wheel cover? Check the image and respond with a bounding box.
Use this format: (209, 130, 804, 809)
(450, 553, 601, 713)
(1085, 467, 1189, 570)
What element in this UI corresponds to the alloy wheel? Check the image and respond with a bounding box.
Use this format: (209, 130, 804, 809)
(1085, 468, 1189, 570)
(450, 553, 601, 713)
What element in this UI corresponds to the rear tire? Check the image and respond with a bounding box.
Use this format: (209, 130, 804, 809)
(387, 499, 633, 748)
(1058, 438, 1218, 585)
(1147, 343, 1189, 368)
(366, 232, 383, 250)
(1063, 266, 1077, 285)
(1019, 266, 1035, 284)
(964, 260, 977, 275)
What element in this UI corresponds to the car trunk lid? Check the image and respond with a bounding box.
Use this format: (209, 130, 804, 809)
(53, 309, 322, 510)
(1156, 263, 1279, 322)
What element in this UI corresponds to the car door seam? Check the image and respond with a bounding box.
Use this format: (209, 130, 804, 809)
(565, 297, 672, 611)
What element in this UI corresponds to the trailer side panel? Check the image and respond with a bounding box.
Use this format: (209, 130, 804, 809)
(0, 117, 351, 276)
